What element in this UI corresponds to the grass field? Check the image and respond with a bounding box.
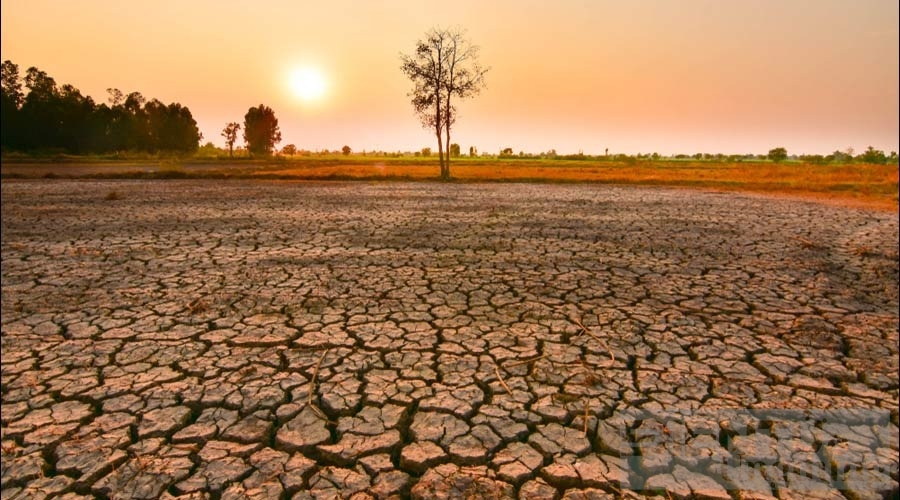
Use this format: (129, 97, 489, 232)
(2, 156, 897, 211)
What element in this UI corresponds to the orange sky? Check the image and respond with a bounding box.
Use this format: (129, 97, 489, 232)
(2, 0, 898, 155)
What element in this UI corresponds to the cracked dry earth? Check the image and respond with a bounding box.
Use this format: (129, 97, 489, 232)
(1, 180, 898, 500)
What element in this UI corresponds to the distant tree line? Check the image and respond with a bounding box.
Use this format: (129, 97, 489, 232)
(1, 60, 200, 154)
(245, 146, 898, 164)
(796, 147, 895, 165)
(489, 147, 897, 164)
(3, 60, 895, 165)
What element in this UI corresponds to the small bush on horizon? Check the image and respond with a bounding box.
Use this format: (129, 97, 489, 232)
(768, 147, 788, 162)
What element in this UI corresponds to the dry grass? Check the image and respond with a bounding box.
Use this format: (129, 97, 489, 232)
(260, 160, 900, 211)
(493, 365, 512, 394)
(3, 158, 896, 211)
(308, 349, 331, 422)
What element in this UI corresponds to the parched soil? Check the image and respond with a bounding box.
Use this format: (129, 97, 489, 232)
(1, 180, 898, 499)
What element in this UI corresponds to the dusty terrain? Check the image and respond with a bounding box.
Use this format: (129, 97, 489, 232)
(1, 180, 898, 499)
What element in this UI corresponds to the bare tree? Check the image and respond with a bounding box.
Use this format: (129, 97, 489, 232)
(401, 27, 487, 180)
(221, 122, 240, 158)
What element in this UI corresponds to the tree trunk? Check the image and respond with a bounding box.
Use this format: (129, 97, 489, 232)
(443, 130, 451, 180)
(436, 129, 446, 180)
(434, 91, 445, 179)
(444, 62, 454, 181)
(443, 99, 451, 181)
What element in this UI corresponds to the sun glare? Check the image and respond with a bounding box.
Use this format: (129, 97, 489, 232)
(289, 67, 327, 102)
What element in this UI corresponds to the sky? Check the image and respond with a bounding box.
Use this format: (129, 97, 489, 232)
(2, 0, 898, 156)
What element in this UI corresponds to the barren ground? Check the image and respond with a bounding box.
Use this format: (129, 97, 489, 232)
(1, 180, 898, 499)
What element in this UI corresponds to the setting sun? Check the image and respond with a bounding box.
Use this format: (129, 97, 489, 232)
(289, 67, 327, 103)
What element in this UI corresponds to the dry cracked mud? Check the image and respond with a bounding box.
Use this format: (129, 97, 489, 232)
(1, 180, 898, 499)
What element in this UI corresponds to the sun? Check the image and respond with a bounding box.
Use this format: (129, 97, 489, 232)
(289, 67, 327, 102)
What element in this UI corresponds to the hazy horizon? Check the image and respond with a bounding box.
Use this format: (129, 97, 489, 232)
(2, 0, 897, 156)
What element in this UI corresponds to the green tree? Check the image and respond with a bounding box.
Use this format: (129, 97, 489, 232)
(56, 84, 97, 154)
(243, 104, 281, 155)
(282, 144, 297, 156)
(767, 147, 788, 162)
(449, 143, 460, 157)
(1, 60, 24, 149)
(421, 147, 431, 157)
(1, 60, 24, 107)
(858, 146, 886, 164)
(401, 27, 488, 180)
(342, 145, 352, 156)
(19, 66, 60, 150)
(2, 63, 198, 155)
(221, 122, 241, 157)
(829, 150, 851, 163)
(121, 91, 147, 151)
(196, 141, 220, 157)
(169, 102, 201, 152)
(100, 89, 128, 152)
(152, 101, 199, 153)
(24, 66, 57, 97)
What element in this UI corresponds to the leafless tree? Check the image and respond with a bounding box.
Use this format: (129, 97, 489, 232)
(401, 27, 487, 180)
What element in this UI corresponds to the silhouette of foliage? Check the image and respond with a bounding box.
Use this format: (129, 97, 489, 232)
(1, 60, 24, 148)
(1, 61, 199, 154)
(243, 104, 281, 156)
(222, 122, 241, 157)
(767, 147, 788, 162)
(858, 146, 887, 164)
